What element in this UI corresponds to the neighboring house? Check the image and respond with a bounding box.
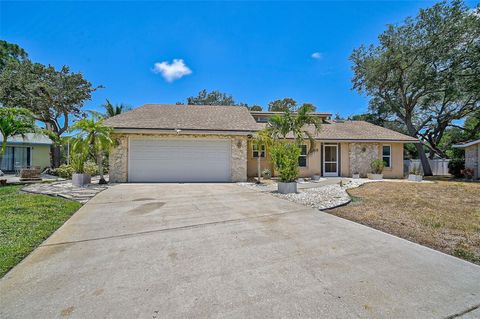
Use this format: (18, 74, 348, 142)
(104, 104, 418, 183)
(453, 139, 480, 179)
(0, 133, 52, 172)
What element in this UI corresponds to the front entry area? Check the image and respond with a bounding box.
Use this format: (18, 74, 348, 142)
(323, 144, 339, 177)
(128, 138, 231, 182)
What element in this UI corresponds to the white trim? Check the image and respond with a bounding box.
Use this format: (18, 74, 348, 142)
(323, 143, 338, 177)
(452, 139, 480, 148)
(382, 144, 392, 168)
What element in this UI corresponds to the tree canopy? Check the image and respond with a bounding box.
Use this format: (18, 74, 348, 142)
(268, 98, 317, 112)
(0, 40, 28, 71)
(0, 107, 37, 155)
(0, 41, 100, 166)
(350, 0, 480, 174)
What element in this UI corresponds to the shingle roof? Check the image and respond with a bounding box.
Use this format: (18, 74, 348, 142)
(258, 121, 418, 142)
(105, 104, 417, 142)
(104, 104, 259, 132)
(0, 133, 52, 145)
(452, 139, 480, 148)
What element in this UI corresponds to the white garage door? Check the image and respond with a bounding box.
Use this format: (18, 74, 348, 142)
(128, 138, 231, 182)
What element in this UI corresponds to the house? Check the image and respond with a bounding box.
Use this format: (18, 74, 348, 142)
(0, 133, 52, 173)
(104, 104, 418, 183)
(453, 139, 480, 179)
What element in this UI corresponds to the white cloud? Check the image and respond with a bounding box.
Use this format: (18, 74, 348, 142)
(153, 59, 192, 82)
(311, 52, 323, 59)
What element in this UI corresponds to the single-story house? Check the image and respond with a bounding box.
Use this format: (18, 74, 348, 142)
(0, 133, 52, 173)
(453, 139, 480, 179)
(104, 104, 418, 183)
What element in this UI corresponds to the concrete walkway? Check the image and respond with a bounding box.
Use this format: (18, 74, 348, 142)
(1, 184, 479, 318)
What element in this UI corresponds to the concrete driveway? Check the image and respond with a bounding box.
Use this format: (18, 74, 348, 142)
(1, 184, 479, 318)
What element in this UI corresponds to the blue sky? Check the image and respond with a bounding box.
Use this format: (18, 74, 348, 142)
(1, 1, 477, 116)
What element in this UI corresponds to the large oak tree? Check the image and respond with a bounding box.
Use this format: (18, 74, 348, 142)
(350, 0, 480, 175)
(0, 42, 99, 167)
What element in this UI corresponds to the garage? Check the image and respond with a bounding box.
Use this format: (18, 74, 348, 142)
(128, 138, 231, 182)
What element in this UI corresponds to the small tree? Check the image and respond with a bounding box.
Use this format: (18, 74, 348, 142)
(269, 142, 301, 182)
(70, 113, 113, 184)
(0, 108, 36, 155)
(267, 103, 321, 154)
(251, 129, 272, 183)
(103, 99, 129, 118)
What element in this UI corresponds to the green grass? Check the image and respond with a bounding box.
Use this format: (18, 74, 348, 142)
(0, 185, 81, 277)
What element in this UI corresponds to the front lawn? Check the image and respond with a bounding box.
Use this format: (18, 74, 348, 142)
(0, 185, 81, 277)
(329, 181, 480, 264)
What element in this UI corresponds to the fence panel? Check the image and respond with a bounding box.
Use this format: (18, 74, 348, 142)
(404, 159, 451, 176)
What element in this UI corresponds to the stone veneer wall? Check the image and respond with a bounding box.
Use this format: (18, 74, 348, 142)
(231, 138, 248, 182)
(465, 144, 479, 179)
(108, 133, 248, 183)
(348, 143, 379, 177)
(109, 135, 128, 183)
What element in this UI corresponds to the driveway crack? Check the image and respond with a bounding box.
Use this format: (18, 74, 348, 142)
(443, 303, 480, 319)
(40, 209, 308, 247)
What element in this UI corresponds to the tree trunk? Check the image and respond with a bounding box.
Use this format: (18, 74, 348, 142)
(256, 157, 261, 184)
(415, 143, 433, 176)
(405, 119, 433, 176)
(97, 150, 107, 184)
(51, 145, 62, 168)
(1, 136, 7, 155)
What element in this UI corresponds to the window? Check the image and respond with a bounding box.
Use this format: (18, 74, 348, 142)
(255, 117, 269, 123)
(298, 145, 307, 167)
(253, 144, 266, 158)
(382, 145, 391, 168)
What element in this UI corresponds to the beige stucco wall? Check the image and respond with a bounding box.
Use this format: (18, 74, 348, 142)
(465, 144, 479, 179)
(109, 133, 247, 183)
(31, 144, 51, 170)
(247, 141, 321, 178)
(340, 142, 350, 177)
(246, 141, 273, 177)
(246, 141, 405, 179)
(379, 143, 404, 178)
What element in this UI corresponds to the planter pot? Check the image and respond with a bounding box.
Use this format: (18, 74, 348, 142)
(352, 173, 360, 179)
(312, 174, 321, 181)
(72, 173, 91, 187)
(278, 182, 297, 194)
(408, 174, 423, 182)
(367, 173, 383, 180)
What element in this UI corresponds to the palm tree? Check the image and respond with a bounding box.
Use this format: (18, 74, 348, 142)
(267, 103, 321, 154)
(69, 112, 113, 184)
(103, 99, 129, 118)
(252, 129, 272, 183)
(0, 107, 36, 155)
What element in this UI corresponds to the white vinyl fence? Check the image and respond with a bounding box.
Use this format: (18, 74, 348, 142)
(404, 159, 451, 176)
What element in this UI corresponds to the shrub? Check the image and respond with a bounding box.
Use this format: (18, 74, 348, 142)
(70, 153, 86, 174)
(269, 143, 301, 183)
(55, 164, 74, 179)
(448, 158, 465, 178)
(84, 161, 98, 176)
(370, 159, 385, 174)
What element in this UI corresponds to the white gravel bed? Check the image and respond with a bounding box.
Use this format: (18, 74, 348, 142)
(238, 178, 373, 210)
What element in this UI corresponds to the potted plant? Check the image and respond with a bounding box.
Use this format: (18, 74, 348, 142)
(408, 165, 423, 182)
(269, 142, 301, 194)
(71, 140, 91, 187)
(352, 171, 360, 179)
(368, 159, 384, 180)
